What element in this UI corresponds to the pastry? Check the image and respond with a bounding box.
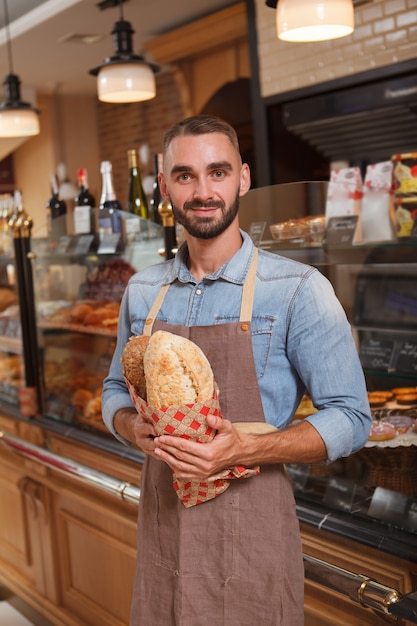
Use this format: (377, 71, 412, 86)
(368, 420, 397, 441)
(392, 387, 417, 396)
(381, 415, 415, 434)
(396, 393, 417, 405)
(367, 393, 387, 408)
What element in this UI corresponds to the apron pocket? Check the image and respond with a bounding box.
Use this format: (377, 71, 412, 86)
(154, 487, 240, 581)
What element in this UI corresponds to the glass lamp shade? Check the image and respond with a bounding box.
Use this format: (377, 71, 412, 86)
(277, 0, 354, 42)
(97, 62, 156, 103)
(0, 107, 40, 137)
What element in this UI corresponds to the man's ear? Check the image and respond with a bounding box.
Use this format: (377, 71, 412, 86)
(239, 163, 251, 196)
(158, 172, 170, 201)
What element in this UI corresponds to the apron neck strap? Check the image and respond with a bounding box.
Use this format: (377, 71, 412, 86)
(143, 283, 170, 336)
(240, 247, 258, 322)
(143, 246, 259, 334)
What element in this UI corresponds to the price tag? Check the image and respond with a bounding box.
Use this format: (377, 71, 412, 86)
(396, 340, 417, 374)
(368, 487, 417, 533)
(97, 233, 120, 254)
(323, 477, 355, 512)
(324, 215, 358, 246)
(359, 338, 395, 370)
(249, 221, 267, 246)
(74, 234, 95, 255)
(55, 236, 72, 254)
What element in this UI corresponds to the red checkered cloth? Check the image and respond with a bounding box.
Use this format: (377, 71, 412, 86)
(126, 379, 260, 507)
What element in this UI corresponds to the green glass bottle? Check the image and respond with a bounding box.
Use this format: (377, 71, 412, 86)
(127, 148, 148, 218)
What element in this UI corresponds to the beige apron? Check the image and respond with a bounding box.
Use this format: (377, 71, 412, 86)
(130, 250, 304, 625)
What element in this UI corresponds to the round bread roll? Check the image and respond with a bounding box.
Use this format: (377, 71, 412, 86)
(121, 335, 150, 400)
(144, 330, 214, 407)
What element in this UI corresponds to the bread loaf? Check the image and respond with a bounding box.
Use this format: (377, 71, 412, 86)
(121, 335, 150, 400)
(144, 331, 214, 407)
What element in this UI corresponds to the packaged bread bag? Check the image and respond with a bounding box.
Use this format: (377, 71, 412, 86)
(361, 161, 397, 243)
(122, 330, 260, 507)
(325, 166, 363, 244)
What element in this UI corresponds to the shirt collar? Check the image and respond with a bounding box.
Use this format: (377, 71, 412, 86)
(167, 230, 255, 286)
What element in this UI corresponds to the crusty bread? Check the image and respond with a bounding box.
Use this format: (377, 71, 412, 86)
(121, 335, 150, 400)
(144, 330, 214, 407)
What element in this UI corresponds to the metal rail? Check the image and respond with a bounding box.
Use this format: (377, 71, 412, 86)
(1, 430, 416, 622)
(0, 430, 140, 505)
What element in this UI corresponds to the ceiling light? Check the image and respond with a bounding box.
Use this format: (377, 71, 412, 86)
(266, 0, 354, 43)
(0, 0, 40, 137)
(89, 1, 159, 103)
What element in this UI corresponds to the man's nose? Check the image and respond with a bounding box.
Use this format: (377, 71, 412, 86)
(193, 176, 213, 200)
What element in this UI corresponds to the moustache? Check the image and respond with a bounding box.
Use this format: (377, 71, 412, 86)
(183, 200, 225, 211)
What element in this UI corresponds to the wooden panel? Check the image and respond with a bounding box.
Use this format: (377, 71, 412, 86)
(52, 485, 137, 626)
(48, 433, 142, 486)
(0, 413, 19, 434)
(0, 463, 31, 571)
(146, 3, 248, 64)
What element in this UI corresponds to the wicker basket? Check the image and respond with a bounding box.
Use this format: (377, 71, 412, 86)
(356, 445, 417, 497)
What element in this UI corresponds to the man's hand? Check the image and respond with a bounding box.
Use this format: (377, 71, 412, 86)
(113, 407, 161, 460)
(153, 415, 328, 476)
(153, 413, 244, 478)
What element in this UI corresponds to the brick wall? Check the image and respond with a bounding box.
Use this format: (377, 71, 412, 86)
(96, 69, 184, 209)
(254, 0, 417, 97)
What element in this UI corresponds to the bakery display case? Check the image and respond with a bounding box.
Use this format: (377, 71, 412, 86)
(240, 182, 417, 527)
(30, 213, 164, 436)
(0, 252, 23, 414)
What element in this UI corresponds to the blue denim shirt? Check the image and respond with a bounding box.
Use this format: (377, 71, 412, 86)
(102, 231, 371, 461)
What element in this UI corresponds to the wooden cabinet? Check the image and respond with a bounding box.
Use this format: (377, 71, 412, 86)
(0, 415, 141, 625)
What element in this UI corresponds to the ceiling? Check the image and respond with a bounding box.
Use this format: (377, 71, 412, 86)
(0, 0, 241, 98)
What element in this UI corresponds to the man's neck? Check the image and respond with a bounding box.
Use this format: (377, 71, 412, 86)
(185, 228, 243, 282)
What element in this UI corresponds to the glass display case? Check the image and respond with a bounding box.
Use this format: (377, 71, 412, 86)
(0, 252, 23, 413)
(31, 213, 164, 436)
(239, 183, 417, 545)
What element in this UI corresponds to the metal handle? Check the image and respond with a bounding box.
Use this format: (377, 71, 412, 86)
(0, 430, 140, 505)
(304, 554, 417, 622)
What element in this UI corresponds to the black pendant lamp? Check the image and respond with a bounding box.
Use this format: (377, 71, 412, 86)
(0, 0, 40, 137)
(89, 0, 159, 103)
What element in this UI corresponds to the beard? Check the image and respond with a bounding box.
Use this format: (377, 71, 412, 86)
(169, 190, 240, 240)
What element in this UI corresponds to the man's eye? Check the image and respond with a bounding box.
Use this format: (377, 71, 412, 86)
(179, 173, 191, 181)
(213, 170, 225, 178)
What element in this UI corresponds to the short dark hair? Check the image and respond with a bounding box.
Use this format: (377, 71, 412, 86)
(163, 115, 241, 158)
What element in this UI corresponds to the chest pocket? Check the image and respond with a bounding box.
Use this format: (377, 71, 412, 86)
(215, 315, 275, 379)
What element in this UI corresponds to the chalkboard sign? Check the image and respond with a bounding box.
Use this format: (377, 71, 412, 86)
(359, 338, 395, 370)
(396, 340, 417, 374)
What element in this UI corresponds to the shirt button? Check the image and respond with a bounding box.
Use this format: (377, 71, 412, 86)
(195, 289, 202, 295)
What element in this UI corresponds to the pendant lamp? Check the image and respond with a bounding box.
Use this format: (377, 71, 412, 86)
(0, 0, 40, 137)
(267, 0, 354, 43)
(89, 0, 159, 103)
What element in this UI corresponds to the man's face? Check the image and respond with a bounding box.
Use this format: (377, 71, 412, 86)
(159, 133, 250, 240)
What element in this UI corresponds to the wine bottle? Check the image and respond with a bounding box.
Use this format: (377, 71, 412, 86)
(46, 174, 67, 247)
(73, 168, 96, 236)
(127, 149, 148, 218)
(149, 153, 163, 226)
(98, 160, 122, 242)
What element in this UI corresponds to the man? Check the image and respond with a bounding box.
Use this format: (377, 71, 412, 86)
(102, 115, 371, 625)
